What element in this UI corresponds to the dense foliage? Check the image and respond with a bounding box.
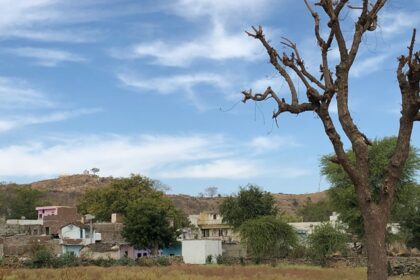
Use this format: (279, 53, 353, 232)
(321, 137, 420, 238)
(122, 195, 188, 255)
(219, 185, 277, 228)
(0, 184, 46, 219)
(307, 223, 348, 266)
(78, 175, 188, 253)
(297, 200, 334, 222)
(239, 216, 297, 261)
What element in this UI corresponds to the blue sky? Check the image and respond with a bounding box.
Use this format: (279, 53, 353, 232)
(0, 0, 419, 195)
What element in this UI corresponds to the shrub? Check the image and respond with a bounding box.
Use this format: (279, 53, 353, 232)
(116, 256, 136, 266)
(205, 255, 213, 264)
(54, 252, 80, 268)
(240, 216, 298, 260)
(156, 256, 171, 266)
(307, 223, 348, 266)
(92, 257, 115, 267)
(30, 248, 55, 268)
(216, 255, 235, 265)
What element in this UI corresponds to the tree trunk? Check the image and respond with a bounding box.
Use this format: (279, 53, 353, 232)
(363, 210, 388, 280)
(151, 242, 159, 256)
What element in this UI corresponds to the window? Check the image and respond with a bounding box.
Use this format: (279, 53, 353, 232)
(202, 229, 210, 237)
(124, 251, 128, 257)
(213, 214, 217, 220)
(45, 227, 50, 235)
(218, 229, 225, 236)
(38, 214, 42, 219)
(80, 229, 83, 239)
(137, 253, 142, 258)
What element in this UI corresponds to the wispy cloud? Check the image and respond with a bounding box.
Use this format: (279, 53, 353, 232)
(0, 77, 54, 109)
(117, 72, 230, 110)
(111, 22, 262, 67)
(0, 109, 100, 133)
(0, 133, 309, 180)
(350, 54, 389, 78)
(3, 47, 86, 67)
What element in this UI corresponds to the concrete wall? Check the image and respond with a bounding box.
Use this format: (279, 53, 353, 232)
(222, 243, 247, 258)
(62, 245, 83, 256)
(61, 225, 83, 239)
(182, 240, 222, 264)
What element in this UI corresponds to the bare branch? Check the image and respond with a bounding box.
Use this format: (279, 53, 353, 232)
(246, 26, 299, 105)
(408, 29, 417, 68)
(280, 37, 326, 91)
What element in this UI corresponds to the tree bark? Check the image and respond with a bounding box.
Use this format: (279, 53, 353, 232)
(363, 206, 389, 280)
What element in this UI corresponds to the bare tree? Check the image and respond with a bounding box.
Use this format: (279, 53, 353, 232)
(241, 1, 419, 279)
(204, 186, 218, 198)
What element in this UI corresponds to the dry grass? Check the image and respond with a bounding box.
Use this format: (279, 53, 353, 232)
(0, 265, 418, 280)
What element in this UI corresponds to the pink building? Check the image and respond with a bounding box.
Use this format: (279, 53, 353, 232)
(36, 206, 67, 219)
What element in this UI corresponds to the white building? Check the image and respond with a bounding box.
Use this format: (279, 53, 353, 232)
(182, 240, 222, 264)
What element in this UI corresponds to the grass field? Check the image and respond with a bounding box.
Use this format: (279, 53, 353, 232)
(0, 265, 419, 280)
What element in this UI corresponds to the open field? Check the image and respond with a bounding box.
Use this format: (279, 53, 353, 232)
(0, 265, 418, 280)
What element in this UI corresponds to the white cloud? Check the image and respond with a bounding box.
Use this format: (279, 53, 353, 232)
(117, 72, 231, 110)
(350, 54, 389, 78)
(0, 77, 54, 109)
(158, 159, 259, 179)
(0, 133, 309, 181)
(379, 11, 420, 39)
(4, 47, 86, 67)
(0, 109, 100, 133)
(112, 22, 262, 67)
(249, 135, 299, 152)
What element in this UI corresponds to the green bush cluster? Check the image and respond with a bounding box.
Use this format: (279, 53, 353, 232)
(22, 248, 173, 269)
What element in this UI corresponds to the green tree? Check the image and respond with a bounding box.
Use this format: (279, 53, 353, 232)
(122, 194, 188, 256)
(78, 175, 159, 221)
(322, 137, 420, 238)
(219, 185, 277, 228)
(239, 216, 297, 261)
(397, 184, 420, 249)
(307, 223, 348, 266)
(0, 185, 46, 219)
(297, 199, 334, 222)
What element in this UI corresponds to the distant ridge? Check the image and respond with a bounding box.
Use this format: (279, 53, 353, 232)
(16, 175, 327, 215)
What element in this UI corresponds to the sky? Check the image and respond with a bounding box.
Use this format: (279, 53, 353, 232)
(0, 0, 419, 195)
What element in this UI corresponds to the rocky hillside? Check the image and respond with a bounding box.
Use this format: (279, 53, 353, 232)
(26, 175, 326, 215)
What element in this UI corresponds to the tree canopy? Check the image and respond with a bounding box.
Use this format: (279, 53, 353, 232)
(219, 185, 277, 228)
(122, 195, 188, 255)
(0, 184, 46, 219)
(322, 137, 420, 238)
(239, 216, 297, 261)
(78, 175, 162, 221)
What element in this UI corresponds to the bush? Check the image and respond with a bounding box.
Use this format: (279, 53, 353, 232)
(307, 223, 348, 266)
(205, 255, 213, 264)
(92, 257, 116, 267)
(54, 252, 80, 268)
(216, 255, 235, 265)
(30, 248, 55, 268)
(116, 256, 136, 266)
(156, 256, 171, 266)
(240, 216, 298, 260)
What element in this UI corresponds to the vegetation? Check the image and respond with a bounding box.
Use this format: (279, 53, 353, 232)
(219, 185, 277, 228)
(239, 216, 298, 261)
(307, 223, 348, 266)
(240, 0, 420, 277)
(0, 265, 417, 280)
(0, 184, 46, 219)
(122, 196, 188, 255)
(78, 175, 188, 254)
(297, 200, 334, 222)
(322, 137, 420, 239)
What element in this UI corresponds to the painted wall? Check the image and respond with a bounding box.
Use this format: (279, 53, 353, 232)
(62, 245, 83, 256)
(36, 207, 57, 219)
(162, 245, 181, 256)
(61, 225, 84, 239)
(182, 240, 222, 264)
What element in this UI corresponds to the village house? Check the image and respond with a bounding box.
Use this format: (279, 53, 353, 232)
(189, 212, 239, 242)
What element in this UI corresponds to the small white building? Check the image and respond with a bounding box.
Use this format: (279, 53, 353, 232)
(182, 239, 222, 264)
(59, 222, 101, 256)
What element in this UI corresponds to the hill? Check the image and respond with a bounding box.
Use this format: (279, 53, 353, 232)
(24, 175, 326, 215)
